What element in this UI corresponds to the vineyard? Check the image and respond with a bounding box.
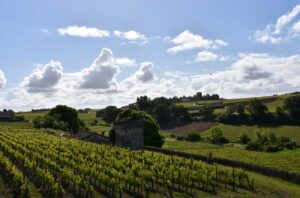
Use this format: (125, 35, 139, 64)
(0, 125, 255, 197)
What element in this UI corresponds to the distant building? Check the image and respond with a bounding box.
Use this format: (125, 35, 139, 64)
(0, 111, 16, 122)
(114, 120, 144, 149)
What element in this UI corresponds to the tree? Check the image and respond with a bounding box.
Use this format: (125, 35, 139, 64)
(283, 95, 300, 121)
(246, 98, 269, 123)
(170, 104, 191, 123)
(33, 105, 85, 133)
(198, 105, 214, 121)
(102, 106, 121, 123)
(48, 105, 82, 133)
(239, 133, 251, 144)
(136, 96, 152, 112)
(152, 103, 172, 125)
(110, 109, 164, 147)
(210, 127, 229, 145)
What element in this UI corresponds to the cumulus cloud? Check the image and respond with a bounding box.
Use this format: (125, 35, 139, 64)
(195, 51, 219, 62)
(114, 58, 136, 67)
(167, 30, 227, 53)
(252, 5, 300, 44)
(22, 61, 63, 93)
(78, 48, 119, 89)
(135, 62, 154, 82)
(0, 70, 6, 87)
(189, 53, 300, 97)
(113, 30, 148, 44)
(57, 26, 110, 38)
(122, 62, 155, 89)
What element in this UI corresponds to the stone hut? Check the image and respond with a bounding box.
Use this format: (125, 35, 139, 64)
(113, 120, 144, 149)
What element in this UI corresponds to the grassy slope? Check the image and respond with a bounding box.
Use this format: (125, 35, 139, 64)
(17, 110, 111, 135)
(202, 124, 300, 144)
(183, 93, 300, 115)
(173, 170, 300, 198)
(163, 140, 300, 174)
(162, 123, 300, 174)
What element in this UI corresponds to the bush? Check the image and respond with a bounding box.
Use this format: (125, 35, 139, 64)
(185, 132, 201, 142)
(33, 105, 86, 133)
(246, 132, 297, 152)
(110, 109, 165, 147)
(198, 105, 214, 121)
(246, 141, 263, 151)
(176, 136, 185, 141)
(239, 133, 251, 144)
(210, 127, 229, 145)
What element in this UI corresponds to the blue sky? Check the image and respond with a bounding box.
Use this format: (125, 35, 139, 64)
(0, 1, 300, 110)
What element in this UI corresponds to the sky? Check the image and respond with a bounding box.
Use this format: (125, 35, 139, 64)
(0, 0, 300, 111)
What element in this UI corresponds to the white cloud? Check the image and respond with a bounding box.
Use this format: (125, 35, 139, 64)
(167, 30, 227, 53)
(0, 70, 6, 88)
(290, 20, 300, 35)
(113, 30, 148, 44)
(78, 48, 119, 89)
(122, 62, 155, 89)
(3, 49, 300, 112)
(41, 29, 50, 34)
(252, 5, 300, 44)
(57, 26, 110, 38)
(134, 62, 154, 83)
(114, 58, 136, 67)
(195, 51, 218, 62)
(189, 53, 300, 97)
(22, 61, 63, 93)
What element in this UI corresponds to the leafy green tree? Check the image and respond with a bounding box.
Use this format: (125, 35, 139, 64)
(110, 109, 164, 147)
(246, 98, 269, 122)
(33, 105, 85, 133)
(152, 103, 172, 125)
(170, 104, 191, 123)
(283, 95, 300, 121)
(210, 127, 229, 145)
(102, 106, 121, 123)
(136, 96, 152, 112)
(186, 132, 201, 142)
(239, 133, 251, 144)
(198, 105, 214, 121)
(48, 105, 83, 133)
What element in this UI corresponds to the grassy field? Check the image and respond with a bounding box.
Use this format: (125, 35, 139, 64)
(162, 123, 300, 174)
(200, 124, 300, 144)
(163, 140, 300, 174)
(17, 110, 111, 135)
(180, 93, 300, 115)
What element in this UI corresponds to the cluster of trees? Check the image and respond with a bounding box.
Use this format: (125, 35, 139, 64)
(33, 105, 86, 133)
(109, 109, 165, 147)
(96, 106, 121, 123)
(245, 132, 297, 152)
(134, 96, 191, 127)
(168, 92, 221, 103)
(219, 96, 300, 125)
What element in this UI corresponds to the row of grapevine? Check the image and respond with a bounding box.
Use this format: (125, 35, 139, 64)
(0, 150, 29, 197)
(0, 126, 254, 197)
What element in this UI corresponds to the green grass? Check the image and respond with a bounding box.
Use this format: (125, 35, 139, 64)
(201, 124, 300, 144)
(162, 123, 300, 173)
(163, 140, 300, 174)
(17, 110, 111, 135)
(178, 93, 300, 115)
(171, 168, 300, 198)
